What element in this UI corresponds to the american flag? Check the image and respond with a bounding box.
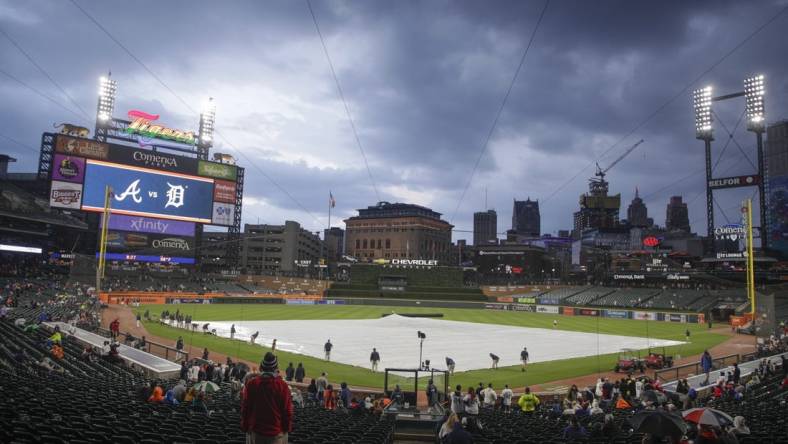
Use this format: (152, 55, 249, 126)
(329, 191, 336, 208)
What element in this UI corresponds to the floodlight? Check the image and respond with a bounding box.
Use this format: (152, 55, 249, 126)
(97, 75, 117, 122)
(692, 86, 713, 140)
(199, 97, 216, 144)
(744, 74, 765, 132)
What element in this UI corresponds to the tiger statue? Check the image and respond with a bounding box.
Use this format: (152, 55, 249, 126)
(53, 123, 90, 138)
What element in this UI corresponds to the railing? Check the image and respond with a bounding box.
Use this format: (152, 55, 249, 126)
(654, 353, 739, 383)
(95, 326, 189, 362)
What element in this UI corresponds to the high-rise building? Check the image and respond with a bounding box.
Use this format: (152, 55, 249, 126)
(242, 221, 322, 273)
(665, 196, 690, 232)
(323, 227, 345, 262)
(473, 210, 497, 246)
(512, 198, 540, 237)
(627, 188, 651, 227)
(344, 202, 453, 263)
(766, 121, 788, 257)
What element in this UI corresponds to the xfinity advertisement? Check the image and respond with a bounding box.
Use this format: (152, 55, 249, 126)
(81, 159, 214, 223)
(101, 214, 195, 237)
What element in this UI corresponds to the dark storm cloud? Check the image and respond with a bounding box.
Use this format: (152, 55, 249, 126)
(1, 0, 787, 236)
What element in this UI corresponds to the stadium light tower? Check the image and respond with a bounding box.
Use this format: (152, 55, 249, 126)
(95, 74, 117, 142)
(744, 74, 767, 247)
(693, 86, 715, 239)
(744, 75, 765, 132)
(197, 97, 216, 160)
(97, 75, 117, 122)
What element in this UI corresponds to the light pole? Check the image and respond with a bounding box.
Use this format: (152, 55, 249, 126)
(418, 331, 426, 369)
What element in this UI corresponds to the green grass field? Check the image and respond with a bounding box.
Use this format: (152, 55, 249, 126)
(137, 304, 727, 390)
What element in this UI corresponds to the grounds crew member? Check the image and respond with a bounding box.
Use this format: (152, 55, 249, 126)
(520, 347, 529, 372)
(518, 387, 540, 414)
(370, 348, 381, 372)
(324, 339, 333, 361)
(490, 353, 500, 369)
(445, 356, 456, 375)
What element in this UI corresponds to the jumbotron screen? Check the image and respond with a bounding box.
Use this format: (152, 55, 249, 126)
(48, 134, 238, 226)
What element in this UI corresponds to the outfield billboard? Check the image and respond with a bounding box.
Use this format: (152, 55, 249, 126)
(105, 230, 195, 256)
(81, 160, 214, 223)
(98, 252, 196, 264)
(102, 214, 195, 237)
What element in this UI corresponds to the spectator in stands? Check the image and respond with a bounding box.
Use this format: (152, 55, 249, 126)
(446, 356, 456, 375)
(137, 336, 146, 350)
(701, 350, 713, 384)
(175, 336, 184, 361)
(108, 341, 121, 363)
(316, 372, 328, 402)
(733, 363, 741, 384)
(520, 347, 529, 372)
(598, 414, 619, 439)
(202, 348, 210, 361)
(164, 387, 179, 406)
(427, 379, 439, 413)
(307, 379, 318, 404)
(731, 416, 750, 436)
(172, 380, 187, 402)
(339, 382, 351, 408)
(391, 384, 404, 408)
(463, 386, 480, 432)
(250, 331, 259, 345)
(189, 361, 200, 382)
(284, 362, 294, 382)
(482, 383, 497, 409)
(563, 416, 588, 441)
(323, 384, 337, 410)
(180, 361, 189, 381)
(48, 326, 62, 346)
(676, 379, 689, 395)
(241, 352, 293, 443)
(450, 385, 464, 416)
(135, 312, 141, 328)
(370, 348, 380, 372)
(500, 384, 513, 413)
(295, 362, 305, 383)
(475, 382, 483, 398)
(148, 382, 164, 403)
(324, 339, 332, 361)
(51, 343, 64, 360)
(518, 387, 540, 414)
(438, 413, 459, 441)
(490, 353, 500, 369)
(109, 318, 119, 340)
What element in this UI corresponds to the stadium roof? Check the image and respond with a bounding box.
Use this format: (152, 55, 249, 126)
(0, 180, 88, 230)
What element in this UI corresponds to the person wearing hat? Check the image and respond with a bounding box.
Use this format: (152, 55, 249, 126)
(241, 352, 293, 444)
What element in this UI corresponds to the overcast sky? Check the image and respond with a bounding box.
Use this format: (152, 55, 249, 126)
(1, 0, 787, 240)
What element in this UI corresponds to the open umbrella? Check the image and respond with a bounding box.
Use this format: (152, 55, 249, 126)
(682, 408, 733, 428)
(193, 381, 220, 394)
(629, 410, 688, 437)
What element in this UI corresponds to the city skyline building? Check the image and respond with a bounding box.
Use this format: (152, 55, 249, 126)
(665, 196, 691, 232)
(626, 188, 652, 227)
(512, 198, 540, 237)
(473, 209, 498, 246)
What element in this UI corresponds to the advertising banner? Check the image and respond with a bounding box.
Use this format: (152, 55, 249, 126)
(81, 160, 214, 223)
(496, 297, 514, 303)
(707, 174, 760, 190)
(633, 311, 657, 321)
(668, 313, 685, 323)
(198, 160, 237, 181)
(516, 296, 537, 304)
(105, 230, 195, 256)
(538, 297, 560, 305)
(286, 299, 316, 305)
(656, 312, 666, 321)
(109, 146, 198, 174)
(562, 306, 574, 316)
(52, 154, 85, 183)
(98, 252, 196, 264)
(578, 308, 600, 316)
(512, 304, 535, 312)
(318, 300, 345, 305)
(55, 135, 109, 159)
(213, 179, 237, 203)
(605, 310, 630, 319)
(536, 305, 560, 314)
(211, 202, 235, 226)
(49, 181, 83, 209)
(484, 303, 510, 310)
(102, 214, 195, 237)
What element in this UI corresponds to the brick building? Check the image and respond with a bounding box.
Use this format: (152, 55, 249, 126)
(344, 202, 453, 263)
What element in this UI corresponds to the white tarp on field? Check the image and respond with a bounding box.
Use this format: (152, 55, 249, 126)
(194, 314, 684, 372)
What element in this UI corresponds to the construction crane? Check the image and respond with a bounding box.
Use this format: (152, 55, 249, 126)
(595, 139, 645, 182)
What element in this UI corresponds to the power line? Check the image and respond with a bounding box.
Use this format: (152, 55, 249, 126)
(0, 26, 91, 121)
(305, 0, 380, 202)
(449, 0, 551, 223)
(0, 131, 39, 154)
(69, 0, 323, 230)
(541, 3, 788, 206)
(0, 68, 87, 123)
(713, 109, 756, 170)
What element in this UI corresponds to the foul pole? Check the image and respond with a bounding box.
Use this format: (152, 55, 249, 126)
(96, 186, 112, 293)
(745, 199, 756, 316)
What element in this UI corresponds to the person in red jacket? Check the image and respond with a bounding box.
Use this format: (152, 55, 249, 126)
(109, 319, 120, 340)
(241, 352, 293, 444)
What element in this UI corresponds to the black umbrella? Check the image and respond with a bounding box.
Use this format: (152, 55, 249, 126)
(629, 410, 688, 437)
